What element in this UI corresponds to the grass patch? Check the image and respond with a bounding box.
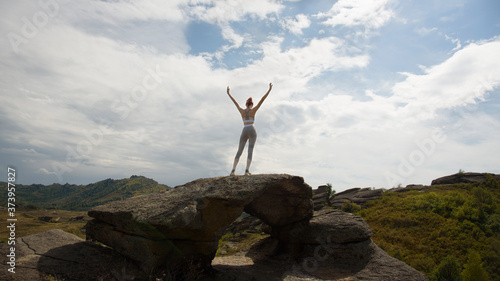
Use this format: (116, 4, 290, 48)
(0, 206, 89, 242)
(216, 231, 269, 257)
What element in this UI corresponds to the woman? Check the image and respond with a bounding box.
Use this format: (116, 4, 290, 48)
(227, 83, 273, 176)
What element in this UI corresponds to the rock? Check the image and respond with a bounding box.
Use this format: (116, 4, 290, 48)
(5, 173, 429, 281)
(0, 229, 142, 281)
(213, 209, 428, 281)
(390, 184, 425, 193)
(225, 214, 265, 234)
(300, 209, 373, 244)
(38, 216, 57, 222)
(69, 215, 85, 221)
(330, 187, 384, 208)
(431, 172, 500, 185)
(294, 239, 429, 281)
(289, 210, 428, 281)
(312, 185, 330, 210)
(86, 174, 313, 272)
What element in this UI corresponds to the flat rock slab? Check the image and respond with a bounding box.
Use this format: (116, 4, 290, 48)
(0, 229, 141, 281)
(86, 174, 313, 270)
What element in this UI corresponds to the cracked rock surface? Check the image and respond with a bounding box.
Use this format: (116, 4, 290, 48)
(0, 229, 141, 281)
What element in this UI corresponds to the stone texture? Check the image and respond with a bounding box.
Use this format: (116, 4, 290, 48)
(431, 172, 500, 185)
(312, 186, 330, 211)
(0, 229, 141, 281)
(290, 210, 428, 281)
(86, 174, 313, 271)
(299, 209, 373, 244)
(330, 187, 384, 208)
(212, 209, 428, 281)
(296, 239, 429, 281)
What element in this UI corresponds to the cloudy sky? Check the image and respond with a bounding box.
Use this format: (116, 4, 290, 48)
(1, 0, 499, 192)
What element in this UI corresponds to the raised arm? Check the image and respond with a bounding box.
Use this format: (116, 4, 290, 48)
(253, 83, 273, 112)
(227, 86, 243, 112)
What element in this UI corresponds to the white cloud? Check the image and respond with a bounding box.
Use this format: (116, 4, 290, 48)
(186, 0, 283, 24)
(445, 34, 462, 52)
(1, 0, 499, 192)
(65, 0, 187, 23)
(415, 26, 438, 36)
(318, 0, 394, 29)
(390, 38, 500, 121)
(230, 36, 369, 95)
(281, 14, 311, 35)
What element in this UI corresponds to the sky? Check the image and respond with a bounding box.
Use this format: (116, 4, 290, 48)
(1, 0, 499, 192)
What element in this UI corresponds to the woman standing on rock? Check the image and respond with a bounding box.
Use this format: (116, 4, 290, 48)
(227, 83, 272, 176)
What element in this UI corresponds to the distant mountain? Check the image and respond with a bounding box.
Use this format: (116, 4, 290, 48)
(0, 175, 170, 211)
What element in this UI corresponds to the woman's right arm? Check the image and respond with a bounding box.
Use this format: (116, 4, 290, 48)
(227, 86, 242, 112)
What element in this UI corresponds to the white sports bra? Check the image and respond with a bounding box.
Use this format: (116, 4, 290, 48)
(243, 109, 254, 126)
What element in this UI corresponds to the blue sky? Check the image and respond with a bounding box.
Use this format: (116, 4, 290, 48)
(1, 0, 499, 192)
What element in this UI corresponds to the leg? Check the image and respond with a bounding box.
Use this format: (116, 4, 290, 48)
(231, 129, 249, 175)
(245, 127, 257, 175)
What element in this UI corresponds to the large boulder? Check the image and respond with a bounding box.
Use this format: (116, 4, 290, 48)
(86, 174, 313, 271)
(287, 210, 428, 281)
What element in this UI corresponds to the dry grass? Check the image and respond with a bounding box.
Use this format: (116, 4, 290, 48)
(0, 206, 89, 241)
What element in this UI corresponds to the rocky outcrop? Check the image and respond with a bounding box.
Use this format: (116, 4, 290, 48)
(289, 209, 428, 281)
(330, 187, 384, 208)
(86, 174, 313, 272)
(312, 185, 330, 210)
(212, 209, 428, 281)
(431, 172, 500, 185)
(0, 229, 142, 281)
(390, 184, 425, 193)
(2, 174, 429, 281)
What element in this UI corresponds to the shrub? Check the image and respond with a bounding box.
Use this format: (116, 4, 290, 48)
(462, 250, 489, 281)
(341, 200, 361, 213)
(431, 255, 462, 281)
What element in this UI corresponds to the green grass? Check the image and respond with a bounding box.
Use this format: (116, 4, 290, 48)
(355, 177, 500, 280)
(216, 231, 269, 257)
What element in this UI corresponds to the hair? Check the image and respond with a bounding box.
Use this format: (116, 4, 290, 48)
(246, 97, 253, 107)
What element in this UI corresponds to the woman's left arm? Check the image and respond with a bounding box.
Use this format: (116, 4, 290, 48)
(254, 83, 272, 111)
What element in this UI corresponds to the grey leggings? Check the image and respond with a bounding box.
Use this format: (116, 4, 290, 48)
(235, 125, 257, 160)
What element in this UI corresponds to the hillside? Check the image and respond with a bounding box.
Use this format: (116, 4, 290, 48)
(355, 175, 500, 280)
(0, 175, 170, 211)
